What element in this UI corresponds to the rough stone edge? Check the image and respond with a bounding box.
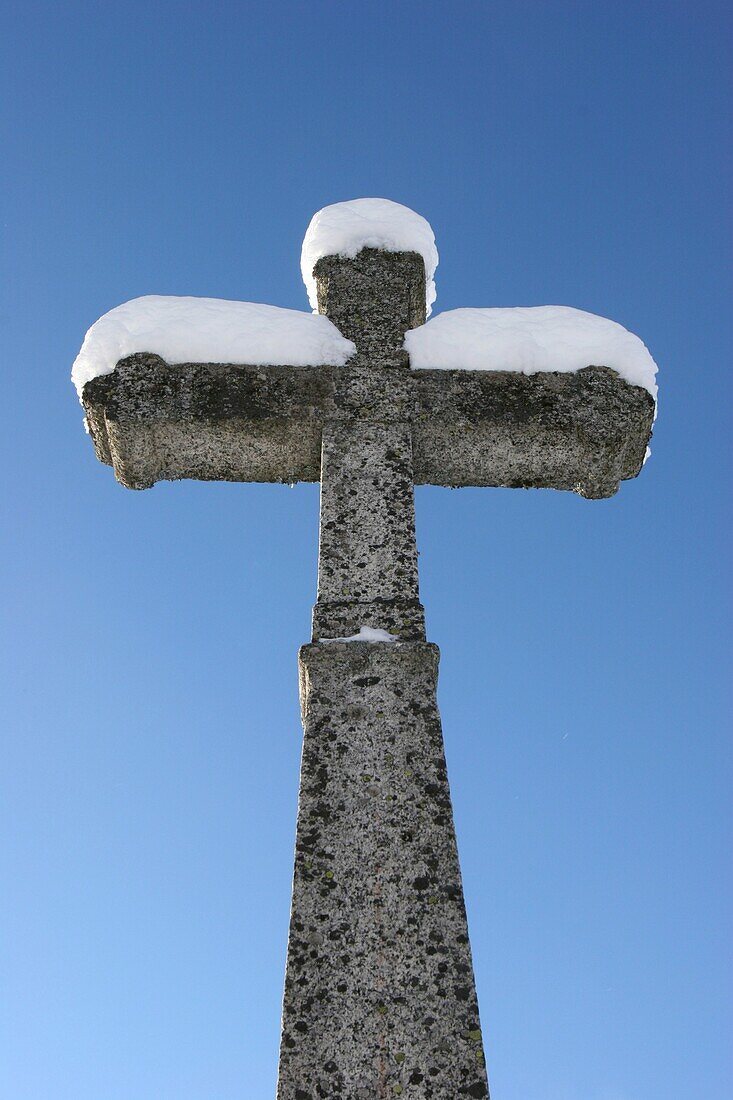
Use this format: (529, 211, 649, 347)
(81, 358, 653, 498)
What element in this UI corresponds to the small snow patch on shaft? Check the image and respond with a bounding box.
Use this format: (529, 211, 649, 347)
(320, 626, 398, 644)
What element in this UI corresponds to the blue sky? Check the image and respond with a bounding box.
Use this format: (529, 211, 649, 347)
(1, 2, 730, 1097)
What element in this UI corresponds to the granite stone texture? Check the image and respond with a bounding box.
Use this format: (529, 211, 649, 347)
(411, 364, 653, 499)
(275, 255, 491, 1096)
(77, 245, 656, 1098)
(277, 642, 489, 1100)
(314, 249, 426, 360)
(314, 421, 425, 641)
(81, 357, 654, 499)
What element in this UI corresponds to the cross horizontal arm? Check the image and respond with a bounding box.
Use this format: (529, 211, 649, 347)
(83, 353, 653, 499)
(82, 352, 334, 490)
(412, 364, 654, 499)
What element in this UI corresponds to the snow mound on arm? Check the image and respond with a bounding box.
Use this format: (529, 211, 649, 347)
(404, 305, 658, 397)
(71, 295, 356, 397)
(301, 198, 439, 316)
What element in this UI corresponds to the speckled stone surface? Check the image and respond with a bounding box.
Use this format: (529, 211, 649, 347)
(313, 421, 425, 641)
(82, 354, 653, 499)
(277, 642, 488, 1099)
(314, 249, 426, 360)
(276, 254, 487, 1097)
(77, 243, 655, 1098)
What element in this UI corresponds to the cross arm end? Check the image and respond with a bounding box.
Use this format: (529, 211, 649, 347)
(411, 366, 655, 499)
(81, 354, 335, 490)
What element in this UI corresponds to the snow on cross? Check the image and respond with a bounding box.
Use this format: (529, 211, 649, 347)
(405, 304, 657, 397)
(74, 198, 657, 1099)
(301, 197, 440, 315)
(71, 297, 356, 396)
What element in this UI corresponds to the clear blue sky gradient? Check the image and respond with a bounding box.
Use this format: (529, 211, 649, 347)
(2, 3, 731, 1097)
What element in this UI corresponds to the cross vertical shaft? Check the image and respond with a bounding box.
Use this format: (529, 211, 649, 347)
(313, 420, 425, 641)
(277, 252, 490, 1098)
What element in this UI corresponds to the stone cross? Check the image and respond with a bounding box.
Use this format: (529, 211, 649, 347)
(80, 223, 654, 1098)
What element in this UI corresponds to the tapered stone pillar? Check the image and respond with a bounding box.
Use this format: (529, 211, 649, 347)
(277, 641, 489, 1099)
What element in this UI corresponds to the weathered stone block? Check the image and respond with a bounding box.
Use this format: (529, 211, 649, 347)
(411, 365, 654, 499)
(277, 641, 489, 1099)
(315, 421, 425, 640)
(82, 356, 653, 499)
(315, 249, 426, 359)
